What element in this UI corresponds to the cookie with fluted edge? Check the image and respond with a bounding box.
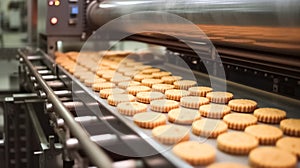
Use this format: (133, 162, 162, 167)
(110, 76, 131, 84)
(188, 86, 213, 97)
(150, 99, 179, 113)
(280, 118, 300, 136)
(116, 102, 147, 116)
(84, 78, 106, 87)
(199, 104, 231, 119)
(249, 147, 297, 168)
(168, 108, 200, 124)
(118, 81, 141, 89)
(161, 75, 182, 84)
(152, 124, 189, 144)
(127, 85, 151, 96)
(133, 112, 166, 129)
(92, 82, 116, 91)
(276, 137, 300, 158)
(180, 96, 209, 109)
(223, 113, 257, 130)
(152, 71, 172, 79)
(207, 162, 249, 168)
(172, 141, 216, 166)
(254, 107, 286, 124)
(192, 119, 228, 138)
(165, 89, 190, 101)
(228, 99, 257, 113)
(141, 68, 160, 74)
(107, 93, 135, 106)
(173, 80, 197, 90)
(206, 91, 233, 103)
(133, 74, 153, 82)
(136, 91, 164, 104)
(141, 78, 163, 88)
(245, 124, 283, 145)
(152, 84, 175, 93)
(99, 88, 125, 99)
(217, 132, 258, 155)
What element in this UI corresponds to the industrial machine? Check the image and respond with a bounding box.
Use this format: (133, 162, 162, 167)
(3, 0, 300, 168)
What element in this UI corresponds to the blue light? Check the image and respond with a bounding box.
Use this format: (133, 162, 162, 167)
(71, 6, 79, 14)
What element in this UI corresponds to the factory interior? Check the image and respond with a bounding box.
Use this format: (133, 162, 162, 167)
(0, 0, 299, 168)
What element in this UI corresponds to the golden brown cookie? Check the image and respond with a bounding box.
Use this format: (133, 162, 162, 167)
(245, 124, 283, 145)
(102, 72, 123, 81)
(172, 141, 216, 166)
(150, 99, 180, 113)
(133, 112, 166, 129)
(127, 85, 151, 96)
(141, 68, 160, 74)
(173, 80, 197, 90)
(228, 99, 257, 113)
(99, 88, 125, 99)
(161, 76, 182, 84)
(136, 91, 164, 104)
(92, 82, 116, 91)
(152, 84, 175, 93)
(199, 104, 231, 119)
(276, 137, 300, 158)
(192, 119, 228, 138)
(152, 124, 189, 144)
(107, 94, 135, 106)
(254, 107, 286, 124)
(133, 74, 153, 82)
(118, 81, 140, 89)
(188, 86, 213, 97)
(133, 65, 152, 70)
(110, 76, 131, 84)
(207, 162, 249, 168)
(168, 108, 201, 124)
(123, 71, 139, 78)
(217, 132, 259, 155)
(141, 78, 164, 88)
(152, 71, 172, 79)
(206, 91, 233, 103)
(280, 118, 300, 136)
(165, 89, 190, 101)
(116, 102, 147, 116)
(249, 147, 297, 168)
(180, 96, 210, 109)
(223, 113, 257, 130)
(84, 78, 106, 87)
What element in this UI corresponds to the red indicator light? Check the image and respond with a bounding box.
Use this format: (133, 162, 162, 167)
(49, 1, 54, 6)
(50, 17, 58, 25)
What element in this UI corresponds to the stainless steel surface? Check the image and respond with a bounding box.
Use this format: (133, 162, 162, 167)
(18, 50, 113, 168)
(87, 0, 300, 55)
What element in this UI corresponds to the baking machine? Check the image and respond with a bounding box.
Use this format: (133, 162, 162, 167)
(3, 0, 300, 168)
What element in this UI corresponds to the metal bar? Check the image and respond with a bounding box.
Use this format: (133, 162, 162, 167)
(18, 49, 113, 168)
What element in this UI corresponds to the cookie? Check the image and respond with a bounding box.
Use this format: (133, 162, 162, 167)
(168, 108, 201, 124)
(92, 82, 116, 91)
(118, 81, 141, 89)
(133, 112, 167, 129)
(136, 91, 164, 104)
(254, 108, 286, 124)
(141, 68, 160, 74)
(150, 99, 180, 113)
(207, 162, 249, 168)
(110, 76, 131, 84)
(188, 86, 213, 97)
(245, 125, 283, 145)
(199, 104, 231, 119)
(249, 147, 297, 168)
(228, 99, 257, 113)
(116, 102, 147, 116)
(192, 119, 228, 138)
(133, 74, 153, 82)
(173, 80, 197, 90)
(223, 113, 257, 130)
(96, 70, 116, 77)
(180, 96, 210, 109)
(161, 76, 182, 84)
(84, 78, 106, 87)
(152, 84, 175, 93)
(107, 94, 135, 106)
(276, 137, 300, 158)
(102, 72, 123, 81)
(127, 85, 151, 96)
(217, 132, 259, 155)
(165, 89, 190, 101)
(152, 71, 172, 79)
(152, 124, 189, 144)
(206, 91, 233, 103)
(133, 65, 152, 70)
(141, 78, 164, 88)
(172, 141, 215, 166)
(123, 71, 139, 78)
(99, 88, 125, 99)
(280, 118, 300, 136)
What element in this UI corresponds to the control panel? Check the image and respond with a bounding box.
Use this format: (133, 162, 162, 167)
(46, 0, 84, 36)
